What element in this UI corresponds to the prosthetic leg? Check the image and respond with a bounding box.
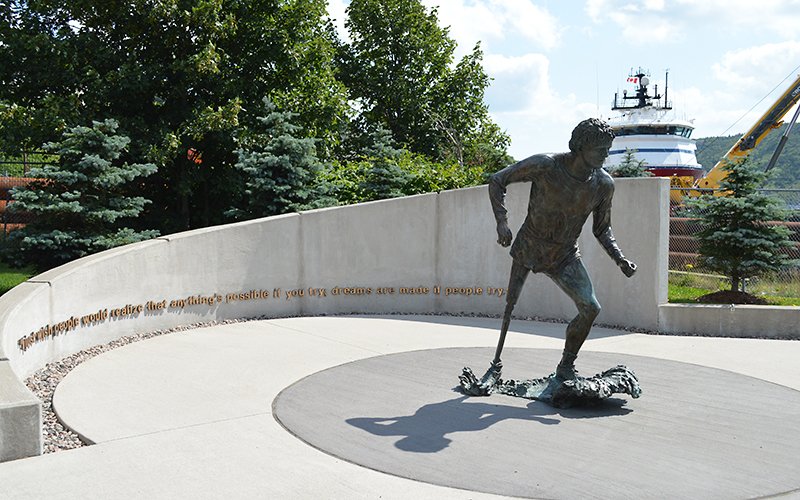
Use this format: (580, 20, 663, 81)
(459, 257, 642, 406)
(459, 261, 529, 395)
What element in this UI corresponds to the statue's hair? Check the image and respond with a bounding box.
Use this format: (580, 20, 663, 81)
(568, 118, 614, 152)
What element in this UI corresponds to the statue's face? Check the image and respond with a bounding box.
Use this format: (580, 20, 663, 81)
(580, 141, 612, 169)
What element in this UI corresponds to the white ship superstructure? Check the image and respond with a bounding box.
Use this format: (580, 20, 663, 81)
(604, 69, 703, 180)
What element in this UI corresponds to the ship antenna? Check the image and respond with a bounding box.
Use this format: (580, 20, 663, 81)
(665, 69, 669, 108)
(596, 65, 600, 115)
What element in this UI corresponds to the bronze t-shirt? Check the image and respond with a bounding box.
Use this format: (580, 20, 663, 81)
(489, 153, 614, 273)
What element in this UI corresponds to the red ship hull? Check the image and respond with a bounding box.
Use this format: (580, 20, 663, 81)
(647, 166, 704, 180)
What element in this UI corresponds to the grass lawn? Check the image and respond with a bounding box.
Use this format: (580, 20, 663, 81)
(668, 269, 800, 306)
(668, 284, 800, 306)
(0, 262, 35, 295)
(766, 296, 800, 306)
(668, 284, 711, 303)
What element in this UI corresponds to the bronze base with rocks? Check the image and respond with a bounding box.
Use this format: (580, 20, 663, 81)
(459, 363, 641, 408)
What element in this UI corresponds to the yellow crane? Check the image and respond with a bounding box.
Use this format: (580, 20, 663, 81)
(693, 73, 800, 192)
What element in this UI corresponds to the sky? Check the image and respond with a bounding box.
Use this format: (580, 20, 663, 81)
(326, 0, 800, 160)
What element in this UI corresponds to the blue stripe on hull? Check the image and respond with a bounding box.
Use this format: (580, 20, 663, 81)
(646, 166, 703, 171)
(609, 148, 695, 155)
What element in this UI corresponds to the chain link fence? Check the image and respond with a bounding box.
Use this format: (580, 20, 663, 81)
(0, 152, 53, 237)
(669, 188, 800, 299)
(0, 151, 55, 177)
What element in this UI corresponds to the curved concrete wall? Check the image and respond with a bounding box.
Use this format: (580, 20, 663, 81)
(0, 178, 670, 460)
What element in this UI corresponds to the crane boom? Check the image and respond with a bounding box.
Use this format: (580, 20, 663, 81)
(695, 73, 800, 189)
(765, 102, 800, 172)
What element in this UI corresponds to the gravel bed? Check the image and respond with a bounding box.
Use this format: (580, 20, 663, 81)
(22, 311, 784, 454)
(24, 318, 250, 453)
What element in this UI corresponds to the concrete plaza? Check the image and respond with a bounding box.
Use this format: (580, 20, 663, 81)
(1, 315, 799, 499)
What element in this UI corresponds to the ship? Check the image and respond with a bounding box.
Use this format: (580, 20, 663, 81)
(604, 68, 703, 181)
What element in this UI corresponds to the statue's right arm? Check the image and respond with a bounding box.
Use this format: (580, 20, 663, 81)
(488, 155, 544, 247)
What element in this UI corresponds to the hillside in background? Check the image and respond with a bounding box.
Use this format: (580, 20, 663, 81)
(695, 123, 800, 188)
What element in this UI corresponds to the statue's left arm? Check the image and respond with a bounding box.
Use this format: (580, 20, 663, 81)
(593, 180, 637, 277)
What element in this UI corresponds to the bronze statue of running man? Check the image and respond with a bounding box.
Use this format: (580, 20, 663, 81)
(460, 118, 641, 404)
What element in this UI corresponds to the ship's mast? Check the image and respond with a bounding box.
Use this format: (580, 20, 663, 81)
(612, 68, 672, 111)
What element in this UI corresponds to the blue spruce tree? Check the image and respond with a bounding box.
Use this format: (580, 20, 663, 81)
(3, 119, 159, 270)
(228, 98, 330, 219)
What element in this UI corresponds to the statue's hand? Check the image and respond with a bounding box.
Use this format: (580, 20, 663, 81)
(496, 222, 512, 247)
(619, 259, 637, 277)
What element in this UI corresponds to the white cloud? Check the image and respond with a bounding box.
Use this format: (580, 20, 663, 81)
(328, 1, 563, 58)
(484, 53, 553, 114)
(484, 52, 548, 76)
(588, 0, 800, 41)
(420, 0, 503, 59)
(422, 0, 563, 57)
(676, 0, 800, 37)
(483, 54, 598, 157)
(585, 0, 608, 22)
(712, 41, 800, 91)
(678, 43, 800, 140)
(677, 85, 747, 139)
(585, 0, 683, 42)
(643, 0, 665, 9)
(609, 11, 677, 42)
(583, 2, 800, 142)
(490, 0, 562, 49)
(494, 102, 600, 158)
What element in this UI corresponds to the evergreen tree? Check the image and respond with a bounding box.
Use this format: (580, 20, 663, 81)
(227, 99, 330, 220)
(691, 158, 794, 292)
(611, 148, 651, 178)
(3, 119, 158, 271)
(351, 124, 412, 201)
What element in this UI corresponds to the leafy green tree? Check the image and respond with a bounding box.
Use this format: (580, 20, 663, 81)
(321, 113, 488, 205)
(2, 120, 159, 271)
(462, 121, 514, 174)
(690, 158, 794, 292)
(227, 99, 331, 220)
(611, 148, 651, 178)
(0, 1, 80, 154)
(2, 0, 510, 234)
(321, 149, 485, 205)
(1, 0, 348, 232)
(339, 0, 510, 170)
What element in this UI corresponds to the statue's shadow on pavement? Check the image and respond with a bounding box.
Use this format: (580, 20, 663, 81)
(346, 395, 631, 453)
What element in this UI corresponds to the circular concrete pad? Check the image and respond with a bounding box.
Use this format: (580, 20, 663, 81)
(274, 347, 800, 499)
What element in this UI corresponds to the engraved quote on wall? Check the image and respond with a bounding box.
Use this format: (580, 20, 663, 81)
(17, 284, 507, 352)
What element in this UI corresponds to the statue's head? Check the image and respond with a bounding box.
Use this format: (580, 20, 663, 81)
(568, 118, 614, 153)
